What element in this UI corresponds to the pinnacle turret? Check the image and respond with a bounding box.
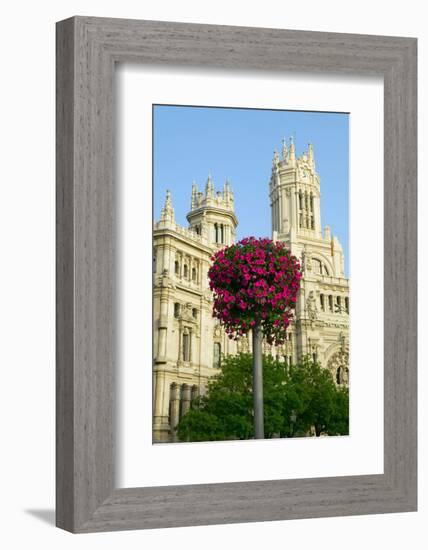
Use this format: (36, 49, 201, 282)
(191, 180, 198, 209)
(160, 189, 174, 222)
(205, 173, 214, 198)
(288, 136, 296, 165)
(281, 138, 288, 161)
(189, 174, 235, 213)
(273, 149, 280, 170)
(186, 174, 238, 247)
(308, 143, 315, 169)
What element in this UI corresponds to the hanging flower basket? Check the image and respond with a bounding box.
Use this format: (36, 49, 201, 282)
(208, 237, 302, 346)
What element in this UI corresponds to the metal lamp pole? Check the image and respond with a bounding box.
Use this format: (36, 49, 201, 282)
(252, 322, 264, 439)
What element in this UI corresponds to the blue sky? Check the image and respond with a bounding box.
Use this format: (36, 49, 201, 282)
(153, 105, 349, 276)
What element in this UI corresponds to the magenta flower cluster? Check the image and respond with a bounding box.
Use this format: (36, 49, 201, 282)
(208, 237, 302, 345)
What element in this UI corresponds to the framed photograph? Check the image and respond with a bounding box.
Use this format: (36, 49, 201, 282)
(56, 17, 417, 532)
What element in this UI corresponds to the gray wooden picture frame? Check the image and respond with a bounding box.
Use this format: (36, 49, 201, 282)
(56, 16, 417, 533)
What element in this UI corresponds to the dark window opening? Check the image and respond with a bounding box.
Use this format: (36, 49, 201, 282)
(174, 303, 181, 318)
(183, 333, 190, 362)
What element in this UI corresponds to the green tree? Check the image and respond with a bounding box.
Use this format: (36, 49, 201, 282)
(287, 357, 349, 437)
(175, 354, 349, 442)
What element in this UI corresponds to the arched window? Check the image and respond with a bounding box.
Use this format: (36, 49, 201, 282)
(328, 295, 334, 312)
(213, 342, 221, 369)
(313, 259, 322, 275)
(183, 264, 188, 278)
(320, 294, 325, 311)
(336, 296, 342, 313)
(174, 260, 179, 275)
(192, 308, 198, 319)
(299, 191, 303, 210)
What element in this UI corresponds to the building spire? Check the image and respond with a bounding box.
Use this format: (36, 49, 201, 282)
(308, 143, 315, 169)
(191, 180, 198, 209)
(160, 189, 174, 222)
(223, 179, 234, 206)
(205, 173, 214, 198)
(282, 138, 288, 161)
(272, 149, 280, 170)
(289, 136, 296, 165)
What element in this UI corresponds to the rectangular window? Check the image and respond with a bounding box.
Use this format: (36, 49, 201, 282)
(183, 333, 190, 362)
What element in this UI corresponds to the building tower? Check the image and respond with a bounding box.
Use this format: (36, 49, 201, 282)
(187, 175, 238, 247)
(152, 177, 239, 442)
(269, 138, 349, 382)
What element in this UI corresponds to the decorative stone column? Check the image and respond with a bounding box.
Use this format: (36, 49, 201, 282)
(156, 296, 168, 361)
(157, 327, 167, 361)
(153, 371, 165, 420)
(153, 371, 171, 443)
(191, 385, 199, 402)
(271, 196, 276, 233)
(291, 190, 298, 234)
(177, 326, 183, 365)
(313, 195, 321, 235)
(169, 383, 181, 442)
(181, 384, 191, 417)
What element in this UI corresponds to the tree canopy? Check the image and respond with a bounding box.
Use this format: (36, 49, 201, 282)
(175, 353, 349, 442)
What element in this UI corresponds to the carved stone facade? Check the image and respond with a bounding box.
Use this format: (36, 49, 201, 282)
(153, 140, 349, 443)
(269, 138, 349, 383)
(153, 178, 239, 442)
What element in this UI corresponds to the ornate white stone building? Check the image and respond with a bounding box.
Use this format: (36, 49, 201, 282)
(153, 139, 349, 443)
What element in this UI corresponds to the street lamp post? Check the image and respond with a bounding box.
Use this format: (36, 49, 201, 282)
(252, 323, 264, 439)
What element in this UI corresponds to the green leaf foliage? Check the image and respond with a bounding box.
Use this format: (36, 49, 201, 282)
(175, 353, 349, 442)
